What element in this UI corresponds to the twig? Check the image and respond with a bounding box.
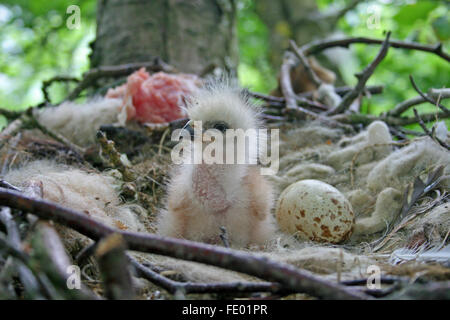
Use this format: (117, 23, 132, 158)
(0, 187, 370, 300)
(0, 118, 24, 150)
(95, 233, 135, 299)
(0, 236, 59, 299)
(279, 52, 328, 113)
(340, 276, 405, 286)
(219, 226, 230, 248)
(387, 88, 450, 117)
(280, 52, 309, 113)
(26, 112, 86, 156)
(301, 36, 450, 63)
(327, 31, 391, 115)
(409, 76, 449, 116)
(31, 221, 98, 299)
(248, 86, 383, 106)
(332, 110, 450, 126)
(65, 58, 176, 101)
(41, 76, 79, 104)
(289, 40, 322, 87)
(0, 207, 44, 299)
(97, 131, 136, 182)
(129, 256, 284, 295)
(0, 108, 24, 121)
(413, 108, 449, 150)
(388, 281, 450, 299)
(391, 126, 425, 137)
(279, 52, 354, 132)
(0, 180, 21, 192)
(75, 242, 98, 265)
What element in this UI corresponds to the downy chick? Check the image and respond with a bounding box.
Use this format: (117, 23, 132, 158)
(157, 82, 277, 247)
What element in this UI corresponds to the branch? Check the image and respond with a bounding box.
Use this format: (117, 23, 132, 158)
(332, 110, 450, 126)
(95, 233, 135, 300)
(302, 36, 450, 63)
(41, 76, 79, 104)
(65, 58, 176, 101)
(96, 131, 136, 182)
(289, 40, 323, 87)
(26, 112, 86, 157)
(0, 207, 44, 299)
(31, 221, 98, 299)
(387, 88, 450, 116)
(0, 236, 60, 299)
(280, 52, 310, 114)
(327, 31, 391, 115)
(0, 187, 370, 300)
(0, 118, 24, 150)
(278, 52, 354, 132)
(413, 108, 449, 150)
(129, 255, 285, 296)
(409, 76, 449, 116)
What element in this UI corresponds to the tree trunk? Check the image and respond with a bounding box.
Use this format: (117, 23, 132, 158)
(90, 0, 238, 75)
(255, 0, 347, 69)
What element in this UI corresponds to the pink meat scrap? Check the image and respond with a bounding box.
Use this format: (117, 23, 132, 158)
(106, 68, 200, 123)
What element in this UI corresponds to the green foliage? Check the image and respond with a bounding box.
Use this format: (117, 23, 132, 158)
(334, 0, 449, 130)
(0, 0, 448, 130)
(0, 0, 96, 111)
(236, 0, 276, 93)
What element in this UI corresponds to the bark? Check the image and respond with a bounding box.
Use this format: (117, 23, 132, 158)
(91, 0, 238, 75)
(254, 0, 329, 68)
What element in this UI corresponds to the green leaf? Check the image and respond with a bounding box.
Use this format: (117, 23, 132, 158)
(432, 15, 450, 41)
(393, 1, 438, 26)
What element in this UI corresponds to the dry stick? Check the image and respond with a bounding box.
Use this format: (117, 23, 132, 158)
(387, 88, 450, 117)
(0, 108, 23, 121)
(97, 131, 136, 182)
(409, 76, 449, 116)
(279, 52, 354, 133)
(301, 36, 450, 63)
(280, 52, 325, 114)
(66, 58, 176, 101)
(0, 236, 61, 299)
(31, 221, 98, 299)
(248, 85, 383, 106)
(129, 255, 284, 296)
(413, 108, 449, 150)
(41, 76, 79, 104)
(331, 110, 450, 126)
(392, 126, 425, 137)
(390, 281, 450, 300)
(0, 207, 45, 299)
(289, 40, 323, 87)
(95, 233, 135, 300)
(0, 188, 370, 300)
(26, 113, 86, 157)
(0, 118, 24, 150)
(18, 180, 96, 299)
(0, 180, 21, 192)
(327, 31, 391, 115)
(219, 226, 230, 248)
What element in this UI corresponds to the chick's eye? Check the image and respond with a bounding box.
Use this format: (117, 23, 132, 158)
(213, 122, 229, 133)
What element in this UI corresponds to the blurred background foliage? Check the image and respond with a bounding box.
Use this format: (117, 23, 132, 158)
(0, 0, 448, 125)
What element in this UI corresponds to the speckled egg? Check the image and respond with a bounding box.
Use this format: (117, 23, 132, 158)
(276, 179, 354, 243)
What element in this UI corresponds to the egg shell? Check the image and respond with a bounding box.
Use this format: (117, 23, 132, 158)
(276, 179, 354, 243)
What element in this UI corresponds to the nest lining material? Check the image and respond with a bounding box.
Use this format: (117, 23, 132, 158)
(1, 116, 449, 296)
